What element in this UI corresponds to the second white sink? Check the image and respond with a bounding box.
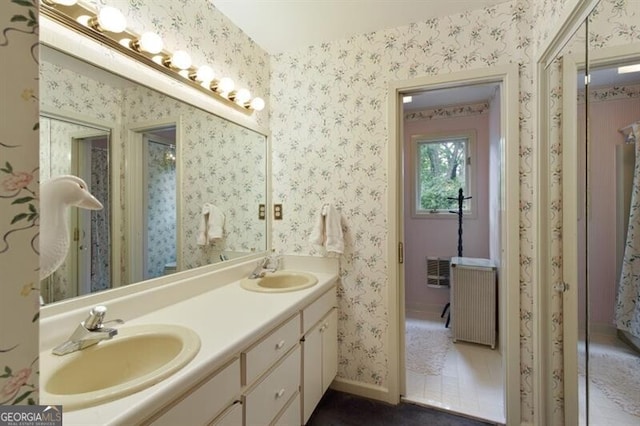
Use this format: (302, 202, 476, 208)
(240, 270, 318, 293)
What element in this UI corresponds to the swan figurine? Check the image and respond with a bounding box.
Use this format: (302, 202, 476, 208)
(39, 175, 103, 281)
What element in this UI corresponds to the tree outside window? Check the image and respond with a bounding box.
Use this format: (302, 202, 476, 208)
(412, 132, 475, 216)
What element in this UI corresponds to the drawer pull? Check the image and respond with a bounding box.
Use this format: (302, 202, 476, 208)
(275, 340, 286, 350)
(275, 388, 286, 399)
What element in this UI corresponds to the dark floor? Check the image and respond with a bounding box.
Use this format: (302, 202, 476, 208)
(307, 390, 495, 426)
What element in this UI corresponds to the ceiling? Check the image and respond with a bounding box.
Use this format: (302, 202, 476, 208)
(210, 0, 513, 54)
(404, 83, 499, 111)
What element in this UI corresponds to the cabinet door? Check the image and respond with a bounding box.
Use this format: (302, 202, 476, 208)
(321, 308, 338, 394)
(302, 321, 323, 424)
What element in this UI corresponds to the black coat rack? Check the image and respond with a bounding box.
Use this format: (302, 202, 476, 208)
(448, 188, 472, 257)
(440, 188, 472, 328)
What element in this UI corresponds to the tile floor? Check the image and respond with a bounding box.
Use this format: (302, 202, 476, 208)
(404, 310, 505, 425)
(578, 331, 640, 426)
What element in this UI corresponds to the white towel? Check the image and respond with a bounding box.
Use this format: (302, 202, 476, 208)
(309, 204, 344, 254)
(197, 203, 225, 246)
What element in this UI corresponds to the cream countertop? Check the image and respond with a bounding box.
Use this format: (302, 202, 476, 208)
(39, 256, 338, 426)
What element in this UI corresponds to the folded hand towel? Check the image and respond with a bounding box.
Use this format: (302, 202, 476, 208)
(309, 203, 344, 254)
(207, 204, 225, 241)
(197, 203, 225, 246)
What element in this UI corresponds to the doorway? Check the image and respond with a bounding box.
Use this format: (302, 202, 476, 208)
(387, 65, 520, 425)
(401, 82, 504, 423)
(142, 129, 177, 280)
(126, 119, 181, 284)
(73, 132, 111, 296)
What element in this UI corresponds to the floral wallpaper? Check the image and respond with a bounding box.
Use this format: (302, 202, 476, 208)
(146, 141, 176, 279)
(270, 1, 540, 420)
(0, 0, 40, 406)
(122, 85, 267, 270)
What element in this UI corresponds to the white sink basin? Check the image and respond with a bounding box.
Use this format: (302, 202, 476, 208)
(240, 270, 318, 293)
(40, 324, 200, 410)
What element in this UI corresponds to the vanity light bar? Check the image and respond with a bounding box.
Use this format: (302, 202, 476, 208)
(40, 1, 265, 114)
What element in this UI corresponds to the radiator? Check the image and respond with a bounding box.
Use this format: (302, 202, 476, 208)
(450, 257, 497, 348)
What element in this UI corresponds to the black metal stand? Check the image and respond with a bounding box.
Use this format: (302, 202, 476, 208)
(440, 188, 472, 328)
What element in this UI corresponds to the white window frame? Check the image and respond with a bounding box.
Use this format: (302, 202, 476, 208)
(410, 130, 477, 219)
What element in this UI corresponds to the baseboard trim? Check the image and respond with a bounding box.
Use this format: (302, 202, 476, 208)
(329, 377, 393, 404)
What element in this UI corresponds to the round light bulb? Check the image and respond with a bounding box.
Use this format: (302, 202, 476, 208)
(97, 6, 127, 33)
(195, 65, 215, 83)
(76, 15, 91, 26)
(249, 97, 265, 111)
(119, 38, 132, 48)
(234, 88, 251, 104)
(217, 77, 234, 94)
(170, 50, 192, 70)
(138, 32, 163, 54)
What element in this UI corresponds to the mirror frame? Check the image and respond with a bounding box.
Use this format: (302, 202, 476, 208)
(39, 14, 271, 307)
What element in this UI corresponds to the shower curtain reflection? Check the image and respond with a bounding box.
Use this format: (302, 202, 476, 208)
(617, 123, 640, 343)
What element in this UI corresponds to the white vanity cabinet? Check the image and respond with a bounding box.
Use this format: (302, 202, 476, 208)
(301, 291, 338, 424)
(147, 358, 241, 426)
(143, 285, 337, 426)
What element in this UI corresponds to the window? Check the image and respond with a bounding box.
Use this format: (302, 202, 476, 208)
(412, 131, 476, 217)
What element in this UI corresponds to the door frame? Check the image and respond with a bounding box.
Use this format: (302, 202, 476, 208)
(387, 64, 520, 425)
(126, 117, 182, 284)
(39, 109, 121, 296)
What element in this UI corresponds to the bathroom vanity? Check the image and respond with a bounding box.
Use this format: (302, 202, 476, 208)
(39, 256, 338, 425)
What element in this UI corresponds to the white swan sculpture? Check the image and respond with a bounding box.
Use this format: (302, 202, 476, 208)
(40, 175, 103, 281)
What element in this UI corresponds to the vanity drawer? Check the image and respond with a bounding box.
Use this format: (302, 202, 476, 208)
(271, 392, 300, 426)
(242, 313, 300, 385)
(244, 346, 301, 426)
(151, 358, 240, 426)
(302, 287, 336, 334)
(210, 400, 242, 426)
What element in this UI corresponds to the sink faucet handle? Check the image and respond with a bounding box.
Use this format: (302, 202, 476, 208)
(84, 305, 108, 330)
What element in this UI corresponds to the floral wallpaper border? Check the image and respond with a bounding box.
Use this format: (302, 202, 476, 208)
(404, 101, 490, 121)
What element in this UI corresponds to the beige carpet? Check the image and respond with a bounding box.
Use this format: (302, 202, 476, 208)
(405, 320, 453, 375)
(588, 351, 640, 417)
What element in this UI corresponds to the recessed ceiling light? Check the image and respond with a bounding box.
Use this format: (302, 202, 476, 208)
(403, 96, 413, 103)
(618, 64, 640, 74)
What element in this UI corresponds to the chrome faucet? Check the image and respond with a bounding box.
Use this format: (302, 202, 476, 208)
(248, 254, 281, 279)
(52, 305, 124, 356)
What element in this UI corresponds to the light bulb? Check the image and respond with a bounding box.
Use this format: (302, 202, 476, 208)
(76, 15, 91, 26)
(195, 65, 215, 83)
(97, 6, 127, 33)
(169, 50, 192, 70)
(135, 32, 163, 54)
(249, 97, 265, 111)
(233, 88, 251, 104)
(217, 77, 234, 94)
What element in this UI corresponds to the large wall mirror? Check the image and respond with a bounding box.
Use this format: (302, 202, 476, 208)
(39, 38, 268, 304)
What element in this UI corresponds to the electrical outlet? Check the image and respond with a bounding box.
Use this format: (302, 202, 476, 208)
(258, 204, 266, 220)
(274, 204, 283, 220)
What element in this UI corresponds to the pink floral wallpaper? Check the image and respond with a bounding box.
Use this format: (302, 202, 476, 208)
(0, 0, 40, 406)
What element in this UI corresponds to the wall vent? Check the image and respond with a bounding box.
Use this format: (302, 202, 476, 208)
(426, 257, 450, 288)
